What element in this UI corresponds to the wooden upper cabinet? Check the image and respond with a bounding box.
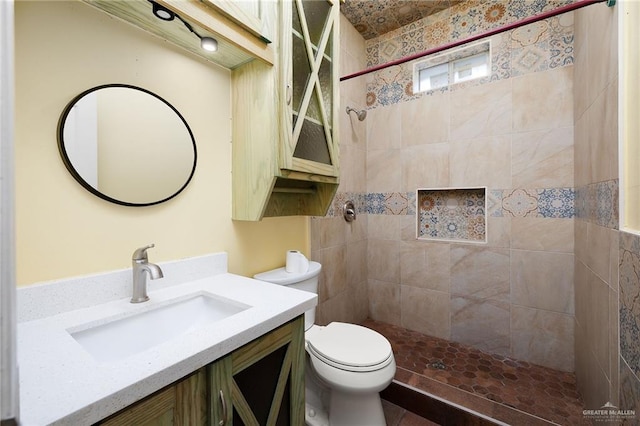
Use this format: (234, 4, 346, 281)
(203, 0, 276, 44)
(231, 0, 341, 221)
(280, 0, 340, 178)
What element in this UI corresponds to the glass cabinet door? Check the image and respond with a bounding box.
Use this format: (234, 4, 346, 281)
(282, 0, 339, 177)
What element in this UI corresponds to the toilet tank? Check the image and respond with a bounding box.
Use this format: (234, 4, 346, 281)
(254, 261, 321, 330)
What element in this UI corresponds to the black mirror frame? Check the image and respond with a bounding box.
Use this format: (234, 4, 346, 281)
(57, 84, 197, 207)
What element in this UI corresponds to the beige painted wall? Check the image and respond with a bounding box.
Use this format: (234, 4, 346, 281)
(14, 0, 308, 286)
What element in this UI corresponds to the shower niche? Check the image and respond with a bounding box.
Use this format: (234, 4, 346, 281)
(416, 187, 487, 243)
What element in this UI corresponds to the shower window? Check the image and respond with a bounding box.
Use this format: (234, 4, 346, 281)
(413, 41, 490, 93)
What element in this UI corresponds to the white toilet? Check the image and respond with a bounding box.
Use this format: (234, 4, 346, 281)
(255, 261, 396, 426)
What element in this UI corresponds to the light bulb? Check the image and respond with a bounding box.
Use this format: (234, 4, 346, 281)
(200, 37, 218, 52)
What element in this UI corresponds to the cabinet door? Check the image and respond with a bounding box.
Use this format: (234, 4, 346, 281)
(281, 0, 340, 178)
(202, 0, 275, 43)
(98, 369, 208, 426)
(210, 316, 305, 426)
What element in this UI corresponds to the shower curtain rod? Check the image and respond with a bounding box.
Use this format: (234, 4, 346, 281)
(340, 0, 608, 82)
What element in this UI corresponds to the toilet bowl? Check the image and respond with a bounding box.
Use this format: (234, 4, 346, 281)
(254, 261, 396, 426)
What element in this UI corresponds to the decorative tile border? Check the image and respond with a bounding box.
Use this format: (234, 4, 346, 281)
(363, 2, 575, 109)
(575, 179, 619, 230)
(323, 187, 575, 219)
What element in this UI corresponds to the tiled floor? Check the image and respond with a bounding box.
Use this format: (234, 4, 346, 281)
(364, 319, 586, 425)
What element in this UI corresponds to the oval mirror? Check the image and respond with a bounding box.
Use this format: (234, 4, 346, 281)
(57, 84, 197, 206)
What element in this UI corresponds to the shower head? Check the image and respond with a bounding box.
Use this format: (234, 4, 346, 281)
(346, 106, 367, 121)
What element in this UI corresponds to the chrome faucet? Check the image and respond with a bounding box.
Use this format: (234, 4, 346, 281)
(131, 244, 164, 303)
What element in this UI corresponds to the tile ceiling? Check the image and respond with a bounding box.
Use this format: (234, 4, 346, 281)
(340, 0, 464, 40)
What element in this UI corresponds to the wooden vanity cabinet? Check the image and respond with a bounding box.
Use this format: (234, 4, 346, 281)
(96, 316, 305, 426)
(231, 0, 341, 220)
(98, 369, 208, 426)
(210, 316, 305, 425)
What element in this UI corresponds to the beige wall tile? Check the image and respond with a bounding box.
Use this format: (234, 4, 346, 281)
(401, 286, 450, 339)
(317, 285, 368, 326)
(574, 320, 588, 400)
(340, 101, 366, 149)
(512, 67, 573, 132)
(451, 246, 510, 301)
(609, 230, 619, 291)
(367, 239, 400, 283)
(451, 296, 510, 356)
(588, 81, 619, 183)
(367, 104, 402, 150)
(346, 239, 367, 290)
(340, 14, 365, 61)
(609, 287, 619, 404)
(402, 143, 450, 190)
(310, 216, 346, 251)
(450, 135, 512, 188)
(512, 126, 574, 188)
(487, 217, 511, 248)
(401, 93, 449, 147)
(368, 279, 401, 326)
(575, 325, 611, 409)
(352, 279, 370, 323)
(511, 249, 574, 314)
(511, 306, 574, 371)
(585, 2, 618, 109)
(587, 223, 613, 283)
(511, 218, 574, 253)
(338, 144, 366, 192)
(367, 148, 402, 192)
(450, 79, 512, 140)
(574, 218, 589, 263)
(368, 214, 401, 241)
(400, 214, 419, 241)
(345, 212, 368, 244)
(587, 271, 612, 380)
(574, 259, 589, 330)
(573, 10, 589, 121)
(573, 114, 591, 188)
(314, 245, 347, 302)
(400, 241, 450, 292)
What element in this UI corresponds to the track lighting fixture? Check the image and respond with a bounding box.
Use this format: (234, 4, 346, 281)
(148, 0, 218, 52)
(150, 1, 174, 21)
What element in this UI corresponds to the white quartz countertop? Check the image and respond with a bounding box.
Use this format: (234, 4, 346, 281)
(17, 254, 316, 425)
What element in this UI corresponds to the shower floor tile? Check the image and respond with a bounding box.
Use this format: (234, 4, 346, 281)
(364, 319, 586, 425)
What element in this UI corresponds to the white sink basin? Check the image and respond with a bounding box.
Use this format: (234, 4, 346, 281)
(69, 294, 249, 362)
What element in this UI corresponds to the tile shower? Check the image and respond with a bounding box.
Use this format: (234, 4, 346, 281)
(311, 1, 639, 423)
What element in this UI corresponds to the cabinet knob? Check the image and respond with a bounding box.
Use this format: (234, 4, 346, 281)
(286, 83, 292, 105)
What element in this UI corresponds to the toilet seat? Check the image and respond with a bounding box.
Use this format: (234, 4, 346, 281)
(307, 322, 393, 372)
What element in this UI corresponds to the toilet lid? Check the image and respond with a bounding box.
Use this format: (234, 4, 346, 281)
(307, 322, 392, 371)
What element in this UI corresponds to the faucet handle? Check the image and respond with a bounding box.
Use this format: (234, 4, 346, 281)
(132, 244, 155, 262)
